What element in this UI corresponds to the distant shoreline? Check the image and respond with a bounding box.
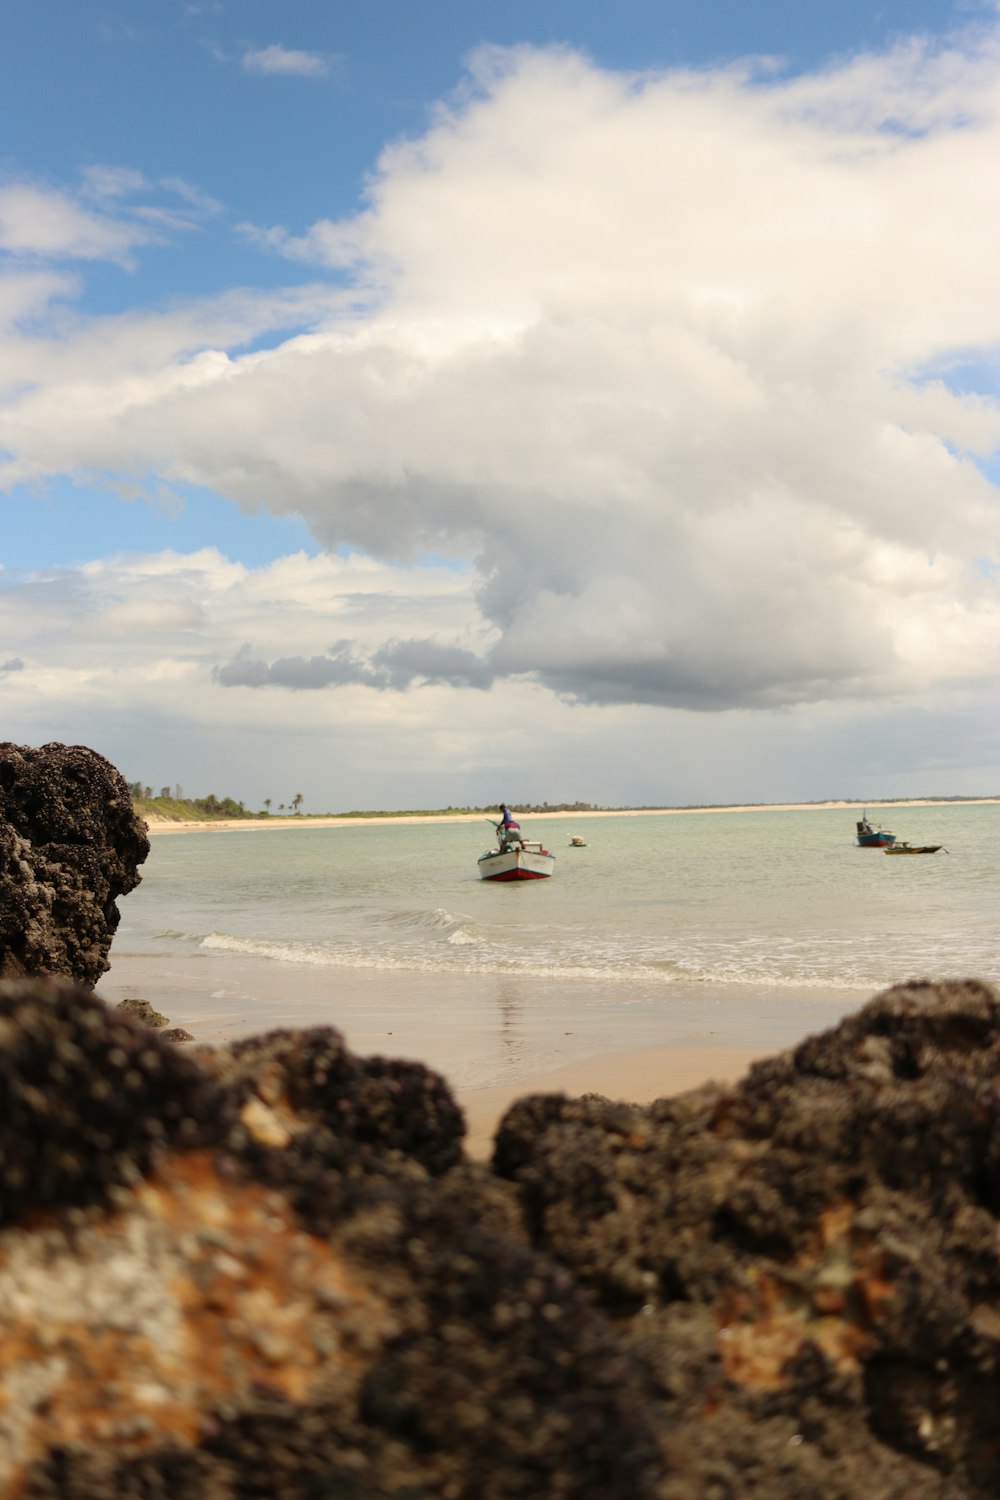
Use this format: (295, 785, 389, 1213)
(143, 797, 1000, 835)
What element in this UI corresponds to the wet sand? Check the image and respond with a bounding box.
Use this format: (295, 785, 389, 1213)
(458, 1042, 765, 1159)
(101, 933, 861, 1161)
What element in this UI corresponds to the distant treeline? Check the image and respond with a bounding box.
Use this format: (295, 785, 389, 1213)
(128, 784, 1000, 824)
(335, 802, 608, 819)
(129, 787, 261, 822)
(127, 789, 615, 823)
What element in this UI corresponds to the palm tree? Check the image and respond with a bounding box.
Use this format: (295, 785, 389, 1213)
(292, 792, 304, 815)
(263, 798, 272, 815)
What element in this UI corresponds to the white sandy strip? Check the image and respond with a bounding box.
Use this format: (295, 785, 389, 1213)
(143, 799, 1000, 835)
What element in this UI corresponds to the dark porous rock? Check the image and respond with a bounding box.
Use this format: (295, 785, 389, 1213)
(0, 978, 669, 1500)
(0, 741, 149, 987)
(0, 977, 228, 1227)
(492, 978, 1000, 1498)
(204, 1025, 467, 1177)
(116, 996, 169, 1028)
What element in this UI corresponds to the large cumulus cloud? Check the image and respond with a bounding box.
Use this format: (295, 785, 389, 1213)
(5, 36, 1000, 713)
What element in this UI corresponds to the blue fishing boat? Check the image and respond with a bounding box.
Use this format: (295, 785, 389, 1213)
(856, 812, 896, 847)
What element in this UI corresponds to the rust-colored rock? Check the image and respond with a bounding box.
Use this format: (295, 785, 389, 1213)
(0, 978, 667, 1500)
(0, 742, 149, 987)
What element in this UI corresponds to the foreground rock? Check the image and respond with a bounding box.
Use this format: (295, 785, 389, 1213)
(0, 978, 666, 1500)
(201, 1025, 469, 1176)
(494, 978, 1000, 1498)
(0, 741, 149, 987)
(7, 973, 1000, 1497)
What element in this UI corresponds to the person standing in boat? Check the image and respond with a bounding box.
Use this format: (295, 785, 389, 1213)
(497, 803, 521, 849)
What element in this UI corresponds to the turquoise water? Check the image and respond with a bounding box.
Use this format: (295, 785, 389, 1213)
(103, 804, 1000, 1088)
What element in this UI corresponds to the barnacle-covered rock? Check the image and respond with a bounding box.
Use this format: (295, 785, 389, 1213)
(0, 978, 668, 1500)
(493, 979, 1000, 1498)
(0, 977, 225, 1225)
(204, 1025, 467, 1176)
(0, 741, 149, 987)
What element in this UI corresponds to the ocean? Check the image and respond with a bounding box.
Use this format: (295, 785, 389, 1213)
(101, 802, 1000, 1091)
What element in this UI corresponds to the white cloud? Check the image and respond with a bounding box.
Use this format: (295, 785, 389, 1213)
(0, 281, 347, 410)
(0, 183, 151, 263)
(3, 545, 998, 810)
(0, 549, 496, 789)
(8, 548, 483, 678)
(0, 269, 80, 330)
(242, 43, 331, 79)
(5, 33, 1000, 733)
(0, 169, 225, 275)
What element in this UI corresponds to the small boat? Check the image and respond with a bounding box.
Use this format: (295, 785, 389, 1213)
(478, 841, 555, 880)
(479, 819, 555, 880)
(884, 843, 943, 856)
(569, 835, 587, 847)
(856, 812, 896, 848)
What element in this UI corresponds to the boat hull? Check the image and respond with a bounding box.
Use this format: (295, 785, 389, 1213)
(884, 844, 942, 855)
(478, 847, 555, 881)
(856, 817, 896, 847)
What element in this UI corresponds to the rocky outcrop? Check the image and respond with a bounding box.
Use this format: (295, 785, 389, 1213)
(8, 971, 1000, 1497)
(0, 741, 149, 987)
(494, 978, 1000, 1498)
(0, 978, 667, 1500)
(201, 1026, 469, 1177)
(116, 996, 168, 1027)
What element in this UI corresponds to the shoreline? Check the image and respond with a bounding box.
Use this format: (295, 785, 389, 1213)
(143, 796, 1000, 835)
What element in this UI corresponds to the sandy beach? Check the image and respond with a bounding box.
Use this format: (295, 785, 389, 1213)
(457, 1041, 766, 1158)
(143, 796, 1000, 835)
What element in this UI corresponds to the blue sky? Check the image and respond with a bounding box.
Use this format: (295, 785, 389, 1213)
(3, 0, 1000, 809)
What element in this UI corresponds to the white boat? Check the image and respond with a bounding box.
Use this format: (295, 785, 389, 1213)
(478, 838, 555, 881)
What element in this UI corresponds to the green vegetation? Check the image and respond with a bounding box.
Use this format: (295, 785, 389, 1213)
(128, 785, 1000, 824)
(127, 786, 613, 822)
(128, 785, 261, 822)
(332, 802, 606, 819)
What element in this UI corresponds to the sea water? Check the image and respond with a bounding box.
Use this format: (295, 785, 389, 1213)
(102, 803, 1000, 1089)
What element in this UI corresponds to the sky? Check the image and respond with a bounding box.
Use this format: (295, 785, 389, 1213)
(3, 0, 1000, 812)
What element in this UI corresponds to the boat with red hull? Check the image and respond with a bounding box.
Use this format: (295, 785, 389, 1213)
(856, 812, 896, 848)
(478, 843, 556, 880)
(479, 817, 555, 880)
